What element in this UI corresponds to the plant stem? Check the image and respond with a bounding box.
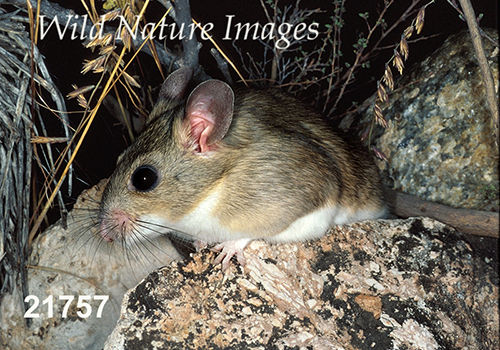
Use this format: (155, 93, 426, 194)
(458, 0, 499, 146)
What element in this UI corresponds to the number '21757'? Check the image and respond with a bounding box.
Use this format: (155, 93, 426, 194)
(24, 295, 109, 318)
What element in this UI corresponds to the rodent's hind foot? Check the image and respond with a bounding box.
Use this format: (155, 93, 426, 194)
(211, 239, 252, 272)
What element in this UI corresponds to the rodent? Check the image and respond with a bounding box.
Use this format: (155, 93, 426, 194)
(98, 67, 387, 271)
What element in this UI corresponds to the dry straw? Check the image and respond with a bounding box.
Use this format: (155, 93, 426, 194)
(0, 3, 69, 298)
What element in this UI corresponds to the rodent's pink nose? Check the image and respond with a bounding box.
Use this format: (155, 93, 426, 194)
(99, 208, 135, 242)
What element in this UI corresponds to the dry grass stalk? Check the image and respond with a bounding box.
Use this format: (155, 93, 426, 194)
(370, 1, 434, 158)
(0, 2, 71, 302)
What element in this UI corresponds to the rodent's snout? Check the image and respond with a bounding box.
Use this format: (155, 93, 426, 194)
(99, 208, 137, 242)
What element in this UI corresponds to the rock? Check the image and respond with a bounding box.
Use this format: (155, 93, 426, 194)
(0, 182, 183, 350)
(104, 218, 498, 350)
(342, 29, 499, 212)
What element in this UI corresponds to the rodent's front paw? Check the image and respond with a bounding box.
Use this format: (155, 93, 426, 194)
(193, 240, 208, 251)
(211, 239, 252, 272)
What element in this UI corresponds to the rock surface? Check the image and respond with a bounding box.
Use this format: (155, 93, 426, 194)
(342, 29, 499, 212)
(104, 218, 498, 350)
(0, 182, 182, 350)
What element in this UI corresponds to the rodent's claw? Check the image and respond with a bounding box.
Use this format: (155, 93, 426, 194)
(194, 240, 208, 251)
(211, 239, 251, 272)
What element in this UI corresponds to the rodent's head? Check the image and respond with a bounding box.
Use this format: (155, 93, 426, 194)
(99, 67, 235, 241)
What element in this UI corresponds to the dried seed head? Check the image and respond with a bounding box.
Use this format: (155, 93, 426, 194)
(120, 29, 133, 51)
(377, 81, 389, 105)
(383, 66, 394, 91)
(393, 50, 404, 75)
(86, 33, 114, 49)
(102, 33, 114, 47)
(67, 85, 95, 99)
(415, 7, 426, 34)
(108, 52, 124, 68)
(82, 56, 107, 74)
(99, 45, 116, 56)
(102, 8, 121, 22)
(124, 6, 137, 25)
(67, 84, 94, 109)
(399, 37, 409, 61)
(122, 71, 141, 88)
(86, 35, 106, 49)
(371, 146, 388, 161)
(403, 26, 414, 39)
(76, 95, 89, 109)
(374, 102, 388, 128)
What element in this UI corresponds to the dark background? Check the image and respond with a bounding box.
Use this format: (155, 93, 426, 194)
(36, 0, 498, 224)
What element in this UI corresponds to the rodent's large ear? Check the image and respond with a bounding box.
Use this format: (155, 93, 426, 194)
(159, 67, 193, 101)
(185, 80, 234, 153)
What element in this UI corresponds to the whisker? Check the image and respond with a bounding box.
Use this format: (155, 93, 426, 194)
(134, 220, 241, 269)
(135, 219, 197, 258)
(64, 186, 239, 274)
(127, 227, 168, 264)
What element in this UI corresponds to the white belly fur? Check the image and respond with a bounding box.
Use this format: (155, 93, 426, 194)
(268, 205, 387, 243)
(140, 189, 387, 244)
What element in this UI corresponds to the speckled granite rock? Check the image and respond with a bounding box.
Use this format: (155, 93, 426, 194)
(104, 218, 498, 350)
(0, 183, 182, 350)
(343, 29, 499, 212)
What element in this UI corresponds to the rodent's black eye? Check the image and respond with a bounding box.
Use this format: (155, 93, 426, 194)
(131, 165, 159, 192)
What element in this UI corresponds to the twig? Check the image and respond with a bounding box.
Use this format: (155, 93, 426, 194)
(211, 48, 233, 84)
(386, 188, 499, 238)
(330, 1, 396, 111)
(457, 0, 499, 147)
(168, 0, 200, 71)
